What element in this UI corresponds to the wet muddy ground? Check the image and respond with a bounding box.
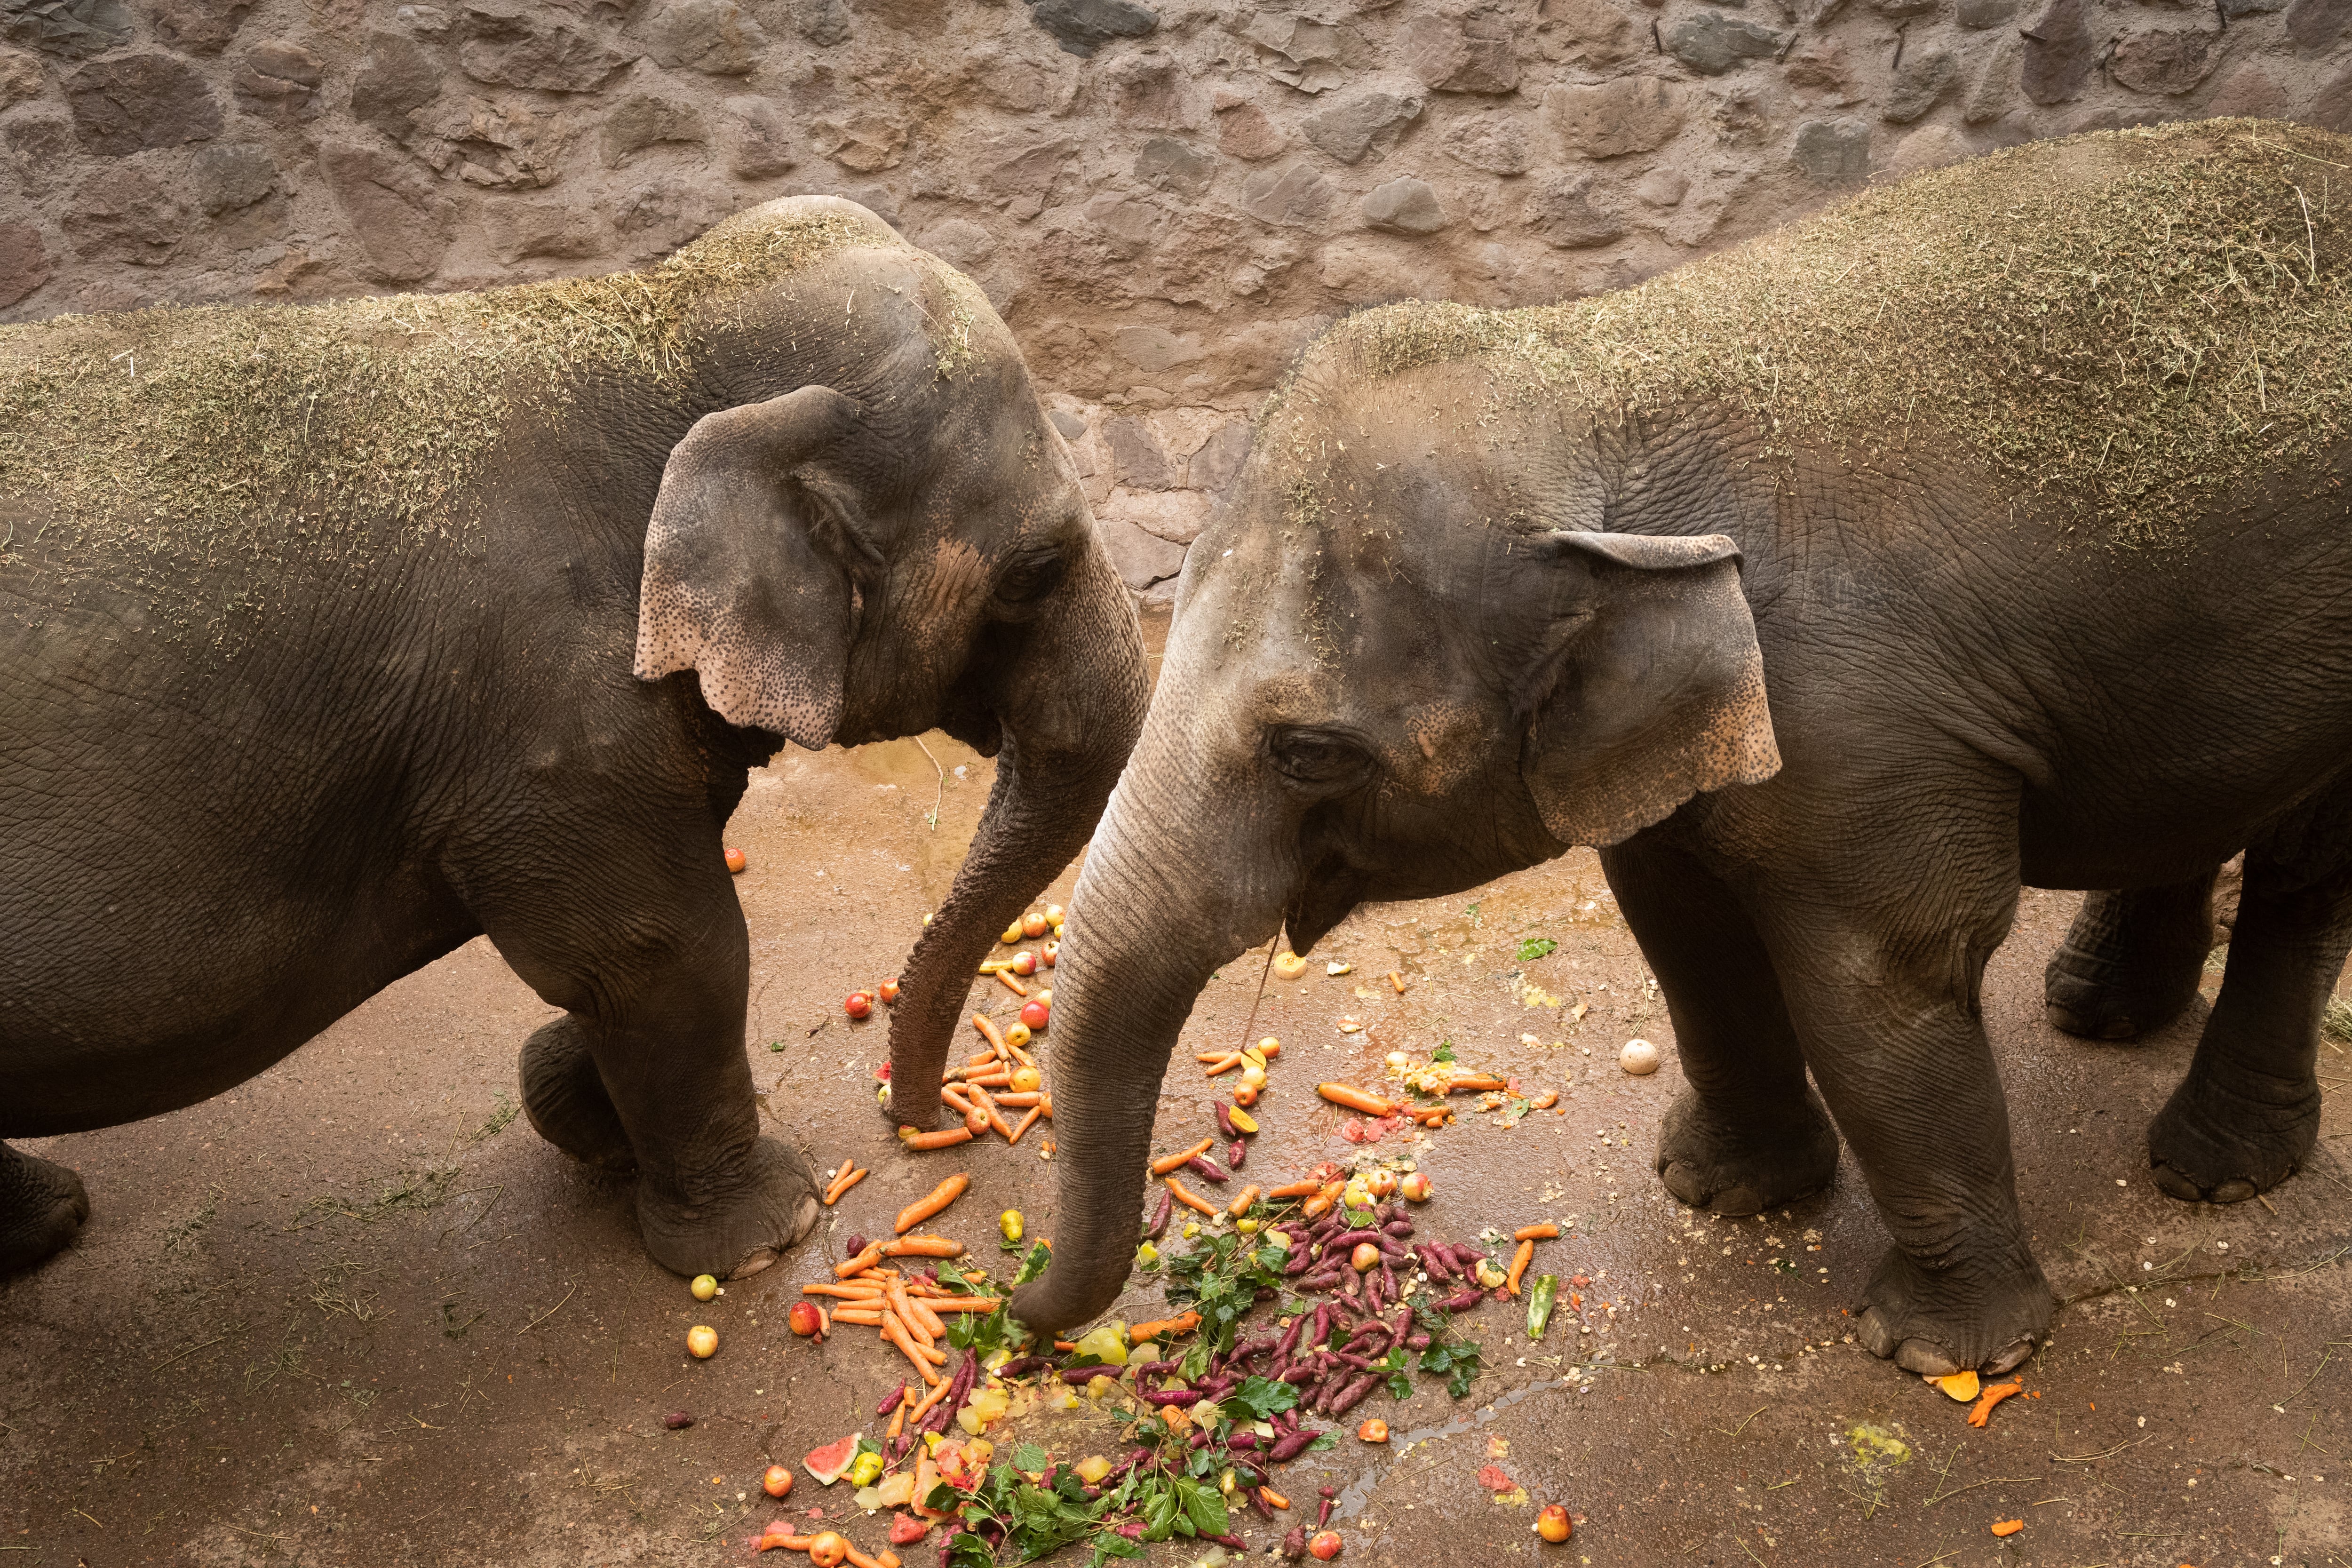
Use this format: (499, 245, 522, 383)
(5, 611, 2348, 1568)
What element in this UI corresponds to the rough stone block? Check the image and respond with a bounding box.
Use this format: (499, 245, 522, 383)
(485, 199, 606, 263)
(147, 0, 245, 54)
(1241, 162, 1336, 227)
(192, 142, 274, 215)
(1886, 121, 1970, 175)
(1109, 324, 1205, 375)
(602, 93, 706, 167)
(1027, 0, 1157, 57)
(633, 0, 767, 74)
(0, 47, 38, 111)
(811, 111, 905, 171)
(0, 219, 49, 306)
(2020, 0, 2095, 105)
(1048, 408, 1089, 443)
(1663, 12, 1784, 75)
(2286, 0, 2352, 48)
(2309, 60, 2352, 132)
(1093, 507, 1185, 588)
(1104, 416, 1176, 489)
(1216, 101, 1285, 160)
(0, 103, 72, 195)
(5, 0, 130, 58)
(2202, 64, 2282, 119)
(1534, 0, 1635, 67)
(1545, 77, 1686, 157)
(1883, 47, 1956, 122)
(1868, 0, 1939, 16)
(1791, 116, 1870, 183)
(1186, 418, 1251, 494)
(720, 96, 795, 178)
(920, 216, 996, 269)
(1955, 0, 2017, 26)
(1440, 112, 1531, 175)
(319, 142, 450, 281)
(1108, 487, 1213, 545)
(1300, 87, 1423, 164)
(65, 159, 188, 265)
(351, 31, 439, 140)
(1363, 175, 1448, 234)
(792, 0, 850, 45)
(1135, 136, 1215, 196)
(1404, 14, 1520, 94)
(232, 40, 323, 124)
(2109, 29, 2215, 96)
(1527, 169, 1624, 247)
(1962, 35, 2018, 124)
(64, 52, 218, 154)
(460, 22, 634, 91)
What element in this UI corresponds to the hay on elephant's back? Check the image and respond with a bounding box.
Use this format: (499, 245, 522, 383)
(0, 204, 895, 568)
(1297, 119, 2352, 549)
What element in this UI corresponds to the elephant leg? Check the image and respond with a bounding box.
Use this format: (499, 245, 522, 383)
(2043, 872, 2219, 1041)
(1603, 836, 1838, 1217)
(520, 1015, 638, 1174)
(0, 1142, 90, 1275)
(2146, 819, 2351, 1203)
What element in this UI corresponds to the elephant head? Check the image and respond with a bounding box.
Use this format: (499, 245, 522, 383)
(630, 197, 1149, 1116)
(1010, 325, 1779, 1331)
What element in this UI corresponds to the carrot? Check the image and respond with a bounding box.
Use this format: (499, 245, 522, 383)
(995, 970, 1029, 998)
(1408, 1107, 1450, 1127)
(823, 1165, 867, 1205)
(972, 1014, 1011, 1055)
(1151, 1139, 1215, 1177)
(1529, 1090, 1559, 1110)
(1505, 1238, 1534, 1296)
(1446, 1075, 1509, 1094)
(908, 1373, 954, 1424)
(883, 1311, 942, 1384)
(968, 1085, 1016, 1140)
(1202, 1052, 1244, 1077)
(837, 1241, 886, 1278)
(966, 1070, 1013, 1090)
(887, 1281, 933, 1346)
(1227, 1184, 1261, 1218)
(1194, 1051, 1239, 1063)
(1037, 1091, 1053, 1121)
(1388, 971, 1407, 993)
(1002, 1036, 1039, 1070)
(1009, 1106, 1042, 1145)
(1967, 1380, 2025, 1428)
(994, 1090, 1044, 1107)
(899, 1125, 975, 1151)
(1301, 1183, 1344, 1218)
(832, 1307, 887, 1325)
(883, 1235, 964, 1258)
(1130, 1310, 1201, 1341)
(1317, 1083, 1399, 1117)
(803, 1281, 886, 1299)
(942, 1084, 974, 1111)
(886, 1400, 906, 1441)
(895, 1173, 970, 1234)
(1989, 1520, 2023, 1537)
(1266, 1179, 1324, 1200)
(1164, 1176, 1220, 1216)
(968, 1047, 1001, 1066)
(845, 1544, 895, 1568)
(1514, 1224, 1560, 1241)
(904, 1292, 948, 1339)
(922, 1297, 1002, 1312)
(1260, 1487, 1290, 1511)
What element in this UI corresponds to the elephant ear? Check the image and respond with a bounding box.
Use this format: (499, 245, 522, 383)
(1519, 531, 1780, 847)
(633, 386, 873, 748)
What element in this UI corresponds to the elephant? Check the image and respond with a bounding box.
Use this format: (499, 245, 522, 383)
(1008, 120, 2352, 1375)
(0, 197, 1147, 1281)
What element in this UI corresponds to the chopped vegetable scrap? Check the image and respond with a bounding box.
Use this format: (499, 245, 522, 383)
(1930, 1369, 1980, 1403)
(1990, 1518, 2024, 1537)
(1967, 1379, 2025, 1427)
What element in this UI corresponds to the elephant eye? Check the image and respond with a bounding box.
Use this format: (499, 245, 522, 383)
(1268, 727, 1373, 790)
(994, 547, 1069, 607)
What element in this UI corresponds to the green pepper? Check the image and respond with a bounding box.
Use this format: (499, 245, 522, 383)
(1526, 1274, 1558, 1341)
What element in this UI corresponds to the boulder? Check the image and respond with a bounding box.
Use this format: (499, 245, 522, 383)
(1404, 14, 1519, 94)
(232, 40, 324, 123)
(1027, 0, 1156, 57)
(0, 219, 50, 307)
(1440, 112, 1531, 175)
(1241, 162, 1336, 228)
(191, 143, 275, 215)
(1791, 117, 1870, 183)
(1545, 77, 1685, 158)
(1663, 12, 1784, 75)
(64, 52, 218, 155)
(1882, 47, 1956, 122)
(318, 142, 451, 282)
(1363, 176, 1448, 235)
(634, 0, 768, 74)
(1299, 87, 1424, 165)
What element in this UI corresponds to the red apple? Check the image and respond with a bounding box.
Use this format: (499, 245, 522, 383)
(844, 992, 873, 1019)
(1041, 940, 1058, 967)
(763, 1464, 795, 1498)
(788, 1301, 824, 1337)
(1019, 999, 1049, 1031)
(1021, 912, 1049, 939)
(723, 846, 748, 874)
(1536, 1505, 1572, 1543)
(1309, 1532, 1343, 1560)
(878, 979, 901, 1005)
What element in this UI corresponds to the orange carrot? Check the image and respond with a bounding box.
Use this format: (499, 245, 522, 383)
(899, 1125, 975, 1152)
(1130, 1310, 1201, 1341)
(968, 1085, 1016, 1140)
(1260, 1487, 1290, 1511)
(1317, 1083, 1399, 1117)
(994, 1090, 1044, 1108)
(832, 1307, 887, 1325)
(1227, 1184, 1261, 1218)
(845, 1543, 895, 1568)
(1195, 1051, 1237, 1063)
(942, 1084, 974, 1111)
(1008, 1106, 1042, 1145)
(1446, 1075, 1508, 1094)
(803, 1281, 886, 1299)
(904, 1293, 948, 1340)
(1968, 1380, 2025, 1428)
(837, 1242, 886, 1278)
(895, 1173, 970, 1234)
(972, 1014, 1010, 1056)
(968, 1047, 1000, 1067)
(883, 1311, 942, 1385)
(1505, 1238, 1534, 1296)
(1266, 1179, 1324, 1200)
(1388, 971, 1407, 994)
(1301, 1183, 1344, 1218)
(886, 1400, 906, 1442)
(995, 970, 1029, 998)
(1037, 1091, 1053, 1121)
(1407, 1107, 1450, 1127)
(1164, 1176, 1219, 1217)
(1529, 1090, 1559, 1110)
(887, 1281, 933, 1346)
(882, 1235, 965, 1258)
(1514, 1224, 1560, 1241)
(823, 1166, 867, 1205)
(1002, 1036, 1039, 1070)
(762, 1533, 816, 1552)
(1989, 1520, 2023, 1538)
(908, 1374, 953, 1424)
(1203, 1052, 1244, 1077)
(921, 1297, 1002, 1312)
(1151, 1139, 1215, 1177)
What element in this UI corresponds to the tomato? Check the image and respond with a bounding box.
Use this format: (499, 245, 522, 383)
(1019, 999, 1049, 1031)
(844, 992, 873, 1019)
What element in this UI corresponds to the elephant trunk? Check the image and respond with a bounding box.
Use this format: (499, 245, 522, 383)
(1007, 670, 1290, 1334)
(883, 547, 1147, 1125)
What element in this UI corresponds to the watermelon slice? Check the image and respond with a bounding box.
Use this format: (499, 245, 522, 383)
(804, 1434, 863, 1486)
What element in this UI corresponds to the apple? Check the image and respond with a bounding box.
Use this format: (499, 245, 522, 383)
(1021, 912, 1049, 939)
(690, 1273, 718, 1301)
(686, 1324, 717, 1359)
(878, 978, 901, 1005)
(723, 846, 747, 874)
(1010, 950, 1037, 977)
(1536, 1505, 1573, 1543)
(1041, 940, 1058, 967)
(1356, 1418, 1389, 1443)
(763, 1465, 795, 1498)
(1004, 1023, 1033, 1049)
(788, 1301, 824, 1337)
(1350, 1242, 1380, 1272)
(1398, 1171, 1433, 1202)
(1019, 999, 1049, 1031)
(1364, 1169, 1398, 1200)
(844, 991, 873, 1019)
(1309, 1531, 1343, 1560)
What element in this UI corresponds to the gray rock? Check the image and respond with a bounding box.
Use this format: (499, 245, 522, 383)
(1241, 162, 1336, 227)
(351, 31, 439, 140)
(0, 103, 73, 195)
(1187, 419, 1251, 493)
(1791, 117, 1869, 183)
(1633, 168, 1687, 206)
(2286, 0, 2352, 48)
(232, 40, 323, 123)
(721, 96, 795, 178)
(1440, 113, 1530, 175)
(1961, 34, 2018, 124)
(1868, 0, 1939, 16)
(2220, 0, 2283, 14)
(460, 20, 635, 91)
(2309, 59, 2352, 133)
(318, 142, 450, 282)
(1027, 0, 1156, 57)
(1882, 47, 1956, 122)
(1048, 408, 1089, 442)
(1109, 325, 1205, 374)
(2202, 63, 2283, 117)
(920, 216, 996, 269)
(65, 159, 187, 265)
(1299, 87, 1423, 165)
(1526, 169, 1623, 248)
(191, 143, 275, 215)
(1545, 77, 1686, 158)
(793, 0, 849, 43)
(0, 48, 39, 110)
(0, 219, 47, 306)
(1954, 0, 2016, 26)
(146, 0, 246, 54)
(634, 0, 767, 75)
(2020, 0, 2095, 105)
(1135, 137, 1215, 197)
(1104, 415, 1176, 490)
(1404, 14, 1519, 94)
(1663, 11, 1784, 74)
(1363, 175, 1448, 234)
(64, 52, 218, 155)
(2109, 28, 2215, 95)
(4, 0, 131, 59)
(602, 94, 705, 167)
(485, 199, 607, 263)
(1094, 508, 1185, 588)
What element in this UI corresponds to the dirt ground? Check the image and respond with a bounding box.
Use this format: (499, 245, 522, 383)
(5, 610, 2349, 1568)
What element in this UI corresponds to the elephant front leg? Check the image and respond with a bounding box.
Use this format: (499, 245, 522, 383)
(0, 1142, 89, 1275)
(2043, 871, 2219, 1041)
(1603, 836, 1839, 1216)
(520, 1015, 638, 1174)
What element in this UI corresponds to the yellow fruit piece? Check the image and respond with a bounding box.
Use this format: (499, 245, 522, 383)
(1075, 1455, 1112, 1485)
(1229, 1106, 1259, 1135)
(1931, 1370, 1980, 1402)
(690, 1274, 718, 1302)
(1000, 1209, 1025, 1243)
(1071, 1322, 1129, 1365)
(1002, 922, 1025, 945)
(847, 1452, 885, 1488)
(1272, 951, 1308, 980)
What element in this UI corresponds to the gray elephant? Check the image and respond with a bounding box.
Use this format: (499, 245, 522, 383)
(0, 198, 1146, 1280)
(1005, 121, 2352, 1374)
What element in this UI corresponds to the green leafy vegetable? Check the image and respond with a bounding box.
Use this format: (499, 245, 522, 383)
(1515, 937, 1557, 963)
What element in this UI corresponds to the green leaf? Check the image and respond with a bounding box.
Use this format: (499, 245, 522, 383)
(1183, 1483, 1230, 1537)
(1179, 1341, 1211, 1382)
(1433, 1041, 1457, 1064)
(1220, 1376, 1299, 1421)
(1514, 937, 1557, 963)
(1387, 1371, 1413, 1401)
(1448, 1359, 1478, 1400)
(947, 1533, 996, 1568)
(1417, 1346, 1454, 1375)
(1307, 1431, 1339, 1453)
(1343, 1207, 1376, 1229)
(1013, 1442, 1050, 1473)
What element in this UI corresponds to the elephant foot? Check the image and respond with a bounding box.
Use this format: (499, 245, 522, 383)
(1654, 1086, 1839, 1216)
(0, 1142, 91, 1276)
(520, 1017, 638, 1175)
(2042, 891, 2212, 1043)
(1855, 1243, 2051, 1377)
(2146, 1071, 2318, 1204)
(2043, 966, 2203, 1043)
(637, 1136, 822, 1281)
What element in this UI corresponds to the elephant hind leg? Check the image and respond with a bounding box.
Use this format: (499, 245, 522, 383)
(2043, 871, 2220, 1042)
(0, 1142, 90, 1276)
(520, 1016, 639, 1175)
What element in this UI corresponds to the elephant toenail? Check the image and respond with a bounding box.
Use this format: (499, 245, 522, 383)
(2150, 1165, 2204, 1202)
(2209, 1178, 2257, 1203)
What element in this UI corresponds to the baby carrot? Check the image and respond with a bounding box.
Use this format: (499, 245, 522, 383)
(1203, 1052, 1244, 1077)
(908, 1374, 954, 1424)
(836, 1241, 886, 1278)
(823, 1166, 867, 1205)
(1505, 1238, 1535, 1296)
(1388, 971, 1407, 993)
(895, 1173, 970, 1234)
(1129, 1310, 1201, 1341)
(886, 1400, 906, 1441)
(899, 1125, 975, 1152)
(1227, 1184, 1261, 1218)
(1317, 1083, 1399, 1117)
(1260, 1488, 1290, 1511)
(1164, 1176, 1219, 1216)
(1151, 1138, 1215, 1177)
(1514, 1224, 1560, 1241)
(1266, 1179, 1323, 1200)
(1008, 1106, 1042, 1145)
(882, 1235, 965, 1258)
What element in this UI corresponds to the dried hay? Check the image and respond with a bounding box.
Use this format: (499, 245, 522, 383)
(1273, 119, 2352, 549)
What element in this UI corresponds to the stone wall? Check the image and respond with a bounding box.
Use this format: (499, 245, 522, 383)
(5, 0, 2351, 600)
